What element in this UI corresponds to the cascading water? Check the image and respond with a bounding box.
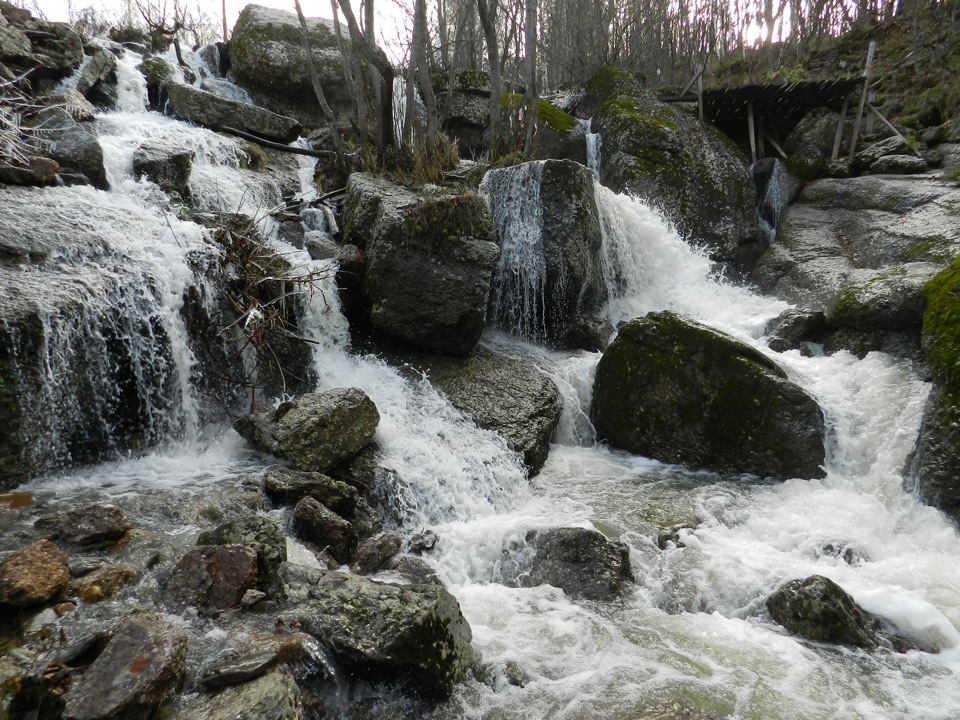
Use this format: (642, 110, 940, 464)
(580, 117, 602, 180)
(754, 157, 794, 244)
(6, 46, 960, 720)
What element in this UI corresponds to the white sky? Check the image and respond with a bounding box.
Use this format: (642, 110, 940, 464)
(40, 0, 334, 27)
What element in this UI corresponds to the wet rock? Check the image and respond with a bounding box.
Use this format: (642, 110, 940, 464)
(132, 141, 194, 199)
(74, 565, 136, 603)
(484, 160, 606, 348)
(389, 556, 441, 586)
(591, 311, 826, 480)
(351, 533, 402, 574)
(62, 611, 188, 720)
(137, 55, 176, 109)
(869, 154, 928, 175)
(0, 539, 70, 607)
(200, 651, 279, 689)
(766, 575, 881, 649)
(166, 545, 258, 612)
(47, 503, 131, 546)
(656, 522, 697, 550)
(0, 155, 59, 186)
(524, 527, 633, 601)
(582, 66, 758, 270)
(407, 529, 439, 555)
(342, 174, 498, 356)
(198, 516, 287, 599)
(235, 389, 379, 473)
(783, 107, 843, 181)
(75, 47, 117, 108)
(402, 346, 562, 475)
(561, 314, 616, 352)
(43, 88, 97, 121)
(0, 11, 83, 84)
(825, 264, 937, 332)
(176, 670, 302, 720)
(279, 567, 474, 699)
(165, 82, 302, 144)
(764, 308, 827, 352)
(853, 135, 908, 171)
(31, 107, 107, 189)
(263, 465, 359, 518)
(292, 497, 358, 565)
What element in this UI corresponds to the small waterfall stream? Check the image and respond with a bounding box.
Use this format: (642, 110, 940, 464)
(5, 49, 960, 720)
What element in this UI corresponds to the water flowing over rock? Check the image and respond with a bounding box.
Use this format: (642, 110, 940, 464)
(170, 670, 302, 720)
(234, 388, 380, 473)
(62, 611, 188, 720)
(581, 67, 759, 269)
(591, 311, 826, 480)
(228, 4, 353, 128)
(342, 174, 498, 355)
(32, 107, 108, 188)
(132, 141, 194, 199)
(525, 527, 633, 601)
(279, 564, 473, 699)
(482, 160, 606, 347)
(0, 539, 70, 607)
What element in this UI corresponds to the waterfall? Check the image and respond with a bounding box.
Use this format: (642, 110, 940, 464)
(754, 157, 793, 244)
(581, 117, 602, 179)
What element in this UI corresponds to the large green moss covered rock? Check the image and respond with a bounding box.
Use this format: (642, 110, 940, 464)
(584, 67, 759, 270)
(590, 311, 825, 480)
(279, 565, 474, 699)
(912, 258, 960, 520)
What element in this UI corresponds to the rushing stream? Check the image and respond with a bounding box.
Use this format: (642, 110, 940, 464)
(6, 47, 960, 720)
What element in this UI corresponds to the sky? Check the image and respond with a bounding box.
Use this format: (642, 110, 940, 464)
(40, 0, 335, 27)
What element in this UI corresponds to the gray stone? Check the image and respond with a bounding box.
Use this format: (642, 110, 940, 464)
(234, 388, 380, 473)
(32, 107, 107, 189)
(853, 135, 908, 171)
(279, 567, 473, 699)
(137, 55, 177, 109)
(166, 544, 259, 612)
(262, 465, 359, 518)
(389, 556, 441, 586)
(343, 174, 498, 356)
(869, 154, 928, 175)
(525, 527, 633, 601)
(351, 533, 402, 574)
(0, 539, 70, 607)
(132, 141, 194, 198)
(825, 264, 939, 332)
(2, 19, 83, 82)
(75, 48, 117, 99)
(51, 503, 131, 545)
(0, 155, 58, 186)
(198, 516, 287, 599)
(62, 611, 188, 720)
(591, 311, 826, 480)
(291, 496, 357, 565)
(200, 651, 279, 689)
(176, 670, 301, 720)
(42, 88, 96, 121)
(165, 82, 302, 144)
(783, 108, 843, 181)
(764, 308, 827, 352)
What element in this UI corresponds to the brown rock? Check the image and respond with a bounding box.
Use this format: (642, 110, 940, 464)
(166, 544, 259, 612)
(48, 503, 131, 546)
(291, 497, 357, 565)
(74, 566, 136, 604)
(0, 539, 70, 606)
(351, 533, 402, 574)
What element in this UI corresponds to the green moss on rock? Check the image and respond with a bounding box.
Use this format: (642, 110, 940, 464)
(922, 258, 960, 399)
(500, 94, 577, 135)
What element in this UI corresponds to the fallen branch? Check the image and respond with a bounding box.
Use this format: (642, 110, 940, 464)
(221, 126, 343, 159)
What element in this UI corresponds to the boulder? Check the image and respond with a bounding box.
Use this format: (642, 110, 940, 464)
(43, 502, 131, 546)
(0, 11, 83, 85)
(132, 141, 194, 199)
(342, 174, 498, 355)
(171, 670, 301, 720)
(263, 465, 360, 516)
(825, 264, 938, 332)
(137, 55, 177, 109)
(279, 565, 473, 699)
(583, 66, 759, 269)
(764, 308, 827, 353)
(853, 135, 908, 172)
(0, 539, 70, 607)
(228, 4, 352, 128)
(389, 556, 441, 586)
(404, 346, 563, 475)
(75, 47, 117, 108)
(197, 516, 287, 599)
(234, 388, 380, 472)
(483, 159, 606, 347)
(869, 154, 928, 175)
(165, 82, 302, 144)
(73, 565, 137, 604)
(166, 544, 259, 612)
(32, 107, 107, 188)
(783, 108, 844, 181)
(0, 155, 58, 186)
(591, 311, 826, 480)
(351, 533, 402, 574)
(524, 527, 633, 601)
(291, 496, 358, 564)
(43, 88, 97, 121)
(62, 611, 188, 720)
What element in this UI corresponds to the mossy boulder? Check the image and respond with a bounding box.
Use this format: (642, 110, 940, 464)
(590, 311, 826, 480)
(825, 264, 938, 331)
(342, 173, 498, 356)
(279, 565, 474, 699)
(584, 66, 759, 270)
(783, 108, 843, 182)
(912, 258, 960, 520)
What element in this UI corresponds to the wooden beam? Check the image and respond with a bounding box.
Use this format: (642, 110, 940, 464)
(832, 95, 850, 160)
(848, 40, 876, 162)
(747, 100, 757, 164)
(763, 128, 787, 160)
(867, 103, 923, 157)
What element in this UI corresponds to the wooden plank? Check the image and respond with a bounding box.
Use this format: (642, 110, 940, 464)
(763, 128, 788, 160)
(832, 95, 850, 160)
(748, 100, 757, 164)
(848, 41, 877, 162)
(867, 103, 923, 157)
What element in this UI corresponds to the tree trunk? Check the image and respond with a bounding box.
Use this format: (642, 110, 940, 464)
(295, 0, 344, 161)
(522, 0, 538, 158)
(476, 0, 501, 152)
(416, 0, 439, 145)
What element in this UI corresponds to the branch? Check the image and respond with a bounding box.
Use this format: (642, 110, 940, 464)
(220, 126, 345, 158)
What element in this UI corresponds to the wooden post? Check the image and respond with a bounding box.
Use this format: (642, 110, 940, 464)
(832, 95, 850, 160)
(748, 100, 757, 164)
(868, 104, 923, 157)
(763, 129, 788, 160)
(848, 41, 876, 162)
(697, 73, 704, 122)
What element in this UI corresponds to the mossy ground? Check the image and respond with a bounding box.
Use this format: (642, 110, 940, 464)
(499, 94, 577, 135)
(923, 257, 960, 403)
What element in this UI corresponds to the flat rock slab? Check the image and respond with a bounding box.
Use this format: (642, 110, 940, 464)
(165, 82, 301, 144)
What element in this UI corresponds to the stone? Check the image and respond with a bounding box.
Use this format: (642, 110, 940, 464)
(42, 88, 96, 121)
(869, 154, 928, 175)
(389, 556, 441, 586)
(483, 160, 606, 347)
(291, 497, 358, 565)
(51, 503, 131, 545)
(561, 314, 616, 352)
(173, 670, 301, 720)
(342, 174, 499, 356)
(75, 48, 117, 107)
(137, 55, 177, 109)
(351, 533, 402, 574)
(32, 107, 108, 189)
(262, 465, 359, 518)
(279, 566, 473, 699)
(166, 544, 259, 612)
(853, 135, 908, 171)
(764, 308, 827, 352)
(132, 141, 194, 199)
(0, 156, 58, 186)
(825, 264, 939, 332)
(2, 18, 83, 82)
(200, 651, 279, 689)
(0, 539, 70, 606)
(62, 611, 188, 720)
(584, 66, 758, 270)
(591, 311, 826, 480)
(783, 108, 843, 181)
(74, 565, 136, 603)
(524, 527, 633, 601)
(198, 516, 287, 599)
(403, 346, 562, 475)
(234, 388, 380, 473)
(165, 82, 302, 144)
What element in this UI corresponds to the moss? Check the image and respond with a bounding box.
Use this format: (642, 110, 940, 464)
(922, 257, 960, 402)
(585, 66, 647, 104)
(402, 193, 491, 249)
(786, 153, 826, 183)
(499, 94, 577, 135)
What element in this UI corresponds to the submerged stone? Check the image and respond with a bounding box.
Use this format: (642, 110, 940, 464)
(525, 527, 633, 601)
(591, 311, 826, 480)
